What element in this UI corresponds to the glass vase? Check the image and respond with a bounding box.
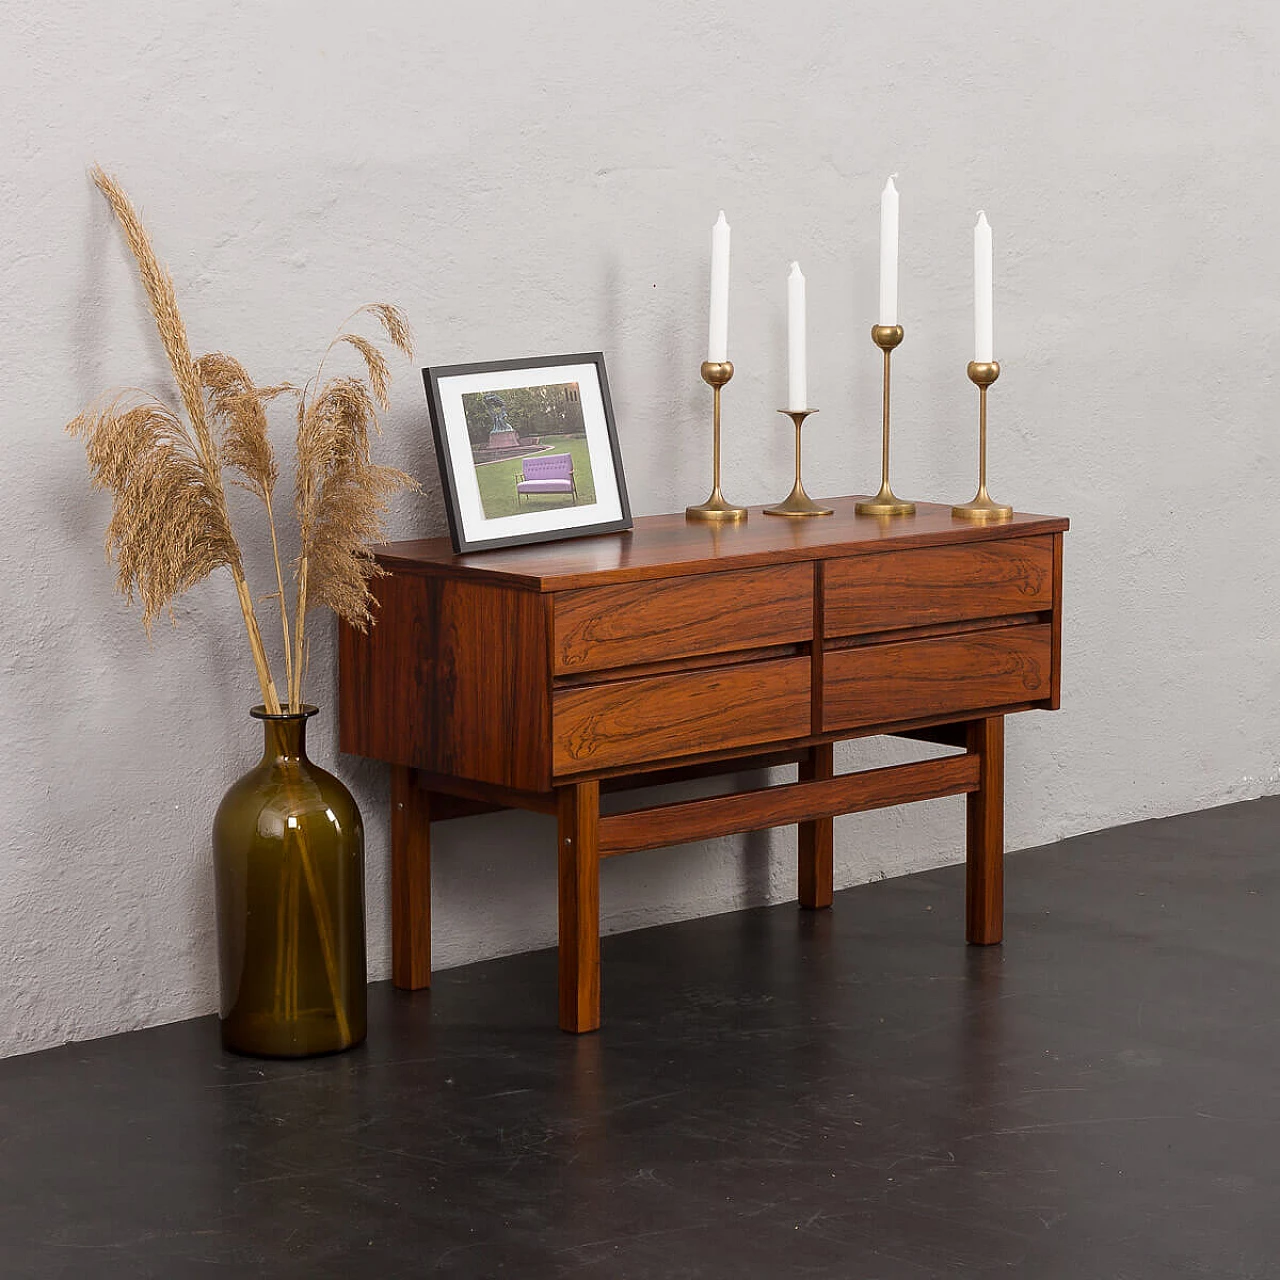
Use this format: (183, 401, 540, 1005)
(213, 704, 367, 1057)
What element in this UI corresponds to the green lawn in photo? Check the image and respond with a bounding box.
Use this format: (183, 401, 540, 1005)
(474, 436, 597, 520)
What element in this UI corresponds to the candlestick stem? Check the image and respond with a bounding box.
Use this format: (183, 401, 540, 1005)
(856, 325, 915, 517)
(952, 361, 1012, 522)
(979, 384, 989, 492)
(764, 409, 832, 518)
(880, 345, 891, 480)
(687, 361, 748, 523)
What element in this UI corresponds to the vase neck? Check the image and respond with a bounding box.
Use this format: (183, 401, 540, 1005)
(252, 705, 319, 765)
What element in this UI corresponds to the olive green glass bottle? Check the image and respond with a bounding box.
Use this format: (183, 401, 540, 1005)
(213, 705, 367, 1057)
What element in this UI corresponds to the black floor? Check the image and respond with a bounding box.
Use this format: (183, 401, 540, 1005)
(3, 798, 1279, 1279)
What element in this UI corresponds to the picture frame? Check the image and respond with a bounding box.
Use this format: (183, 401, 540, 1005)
(422, 352, 632, 554)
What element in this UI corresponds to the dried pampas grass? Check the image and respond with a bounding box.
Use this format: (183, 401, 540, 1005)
(196, 352, 291, 502)
(197, 352, 300, 696)
(69, 168, 416, 714)
(291, 305, 419, 710)
(79, 168, 282, 713)
(68, 394, 240, 629)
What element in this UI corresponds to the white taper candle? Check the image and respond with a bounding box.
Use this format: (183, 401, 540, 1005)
(974, 211, 993, 362)
(787, 261, 806, 410)
(708, 211, 730, 363)
(879, 175, 899, 326)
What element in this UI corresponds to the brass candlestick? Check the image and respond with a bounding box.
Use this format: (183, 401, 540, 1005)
(764, 409, 832, 518)
(952, 361, 1013, 522)
(856, 324, 915, 516)
(686, 360, 748, 523)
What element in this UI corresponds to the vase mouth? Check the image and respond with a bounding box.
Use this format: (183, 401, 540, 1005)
(251, 704, 320, 722)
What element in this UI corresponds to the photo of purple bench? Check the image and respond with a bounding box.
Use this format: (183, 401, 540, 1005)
(515, 453, 579, 505)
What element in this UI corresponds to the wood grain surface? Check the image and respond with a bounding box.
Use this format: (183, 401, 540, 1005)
(597, 753, 980, 857)
(1050, 532, 1065, 710)
(558, 781, 601, 1033)
(339, 573, 552, 790)
(798, 743, 835, 908)
(823, 625, 1053, 732)
(553, 657, 811, 776)
(966, 717, 1005, 945)
(552, 562, 812, 675)
(372, 499, 1070, 592)
(824, 536, 1054, 637)
(390, 765, 432, 990)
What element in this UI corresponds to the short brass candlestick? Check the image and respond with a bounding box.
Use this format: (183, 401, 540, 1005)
(686, 360, 748, 523)
(952, 360, 1013, 522)
(764, 409, 832, 518)
(856, 324, 916, 517)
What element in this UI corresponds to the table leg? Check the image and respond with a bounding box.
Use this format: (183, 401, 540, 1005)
(965, 716, 1004, 945)
(557, 780, 601, 1033)
(798, 743, 835, 909)
(390, 764, 432, 989)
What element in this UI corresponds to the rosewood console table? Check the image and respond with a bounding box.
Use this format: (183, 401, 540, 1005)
(339, 498, 1067, 1033)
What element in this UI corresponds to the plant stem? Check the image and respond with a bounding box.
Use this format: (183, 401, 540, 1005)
(290, 819, 351, 1044)
(273, 855, 290, 1021)
(263, 491, 295, 710)
(291, 556, 309, 711)
(233, 571, 281, 714)
(286, 854, 301, 1020)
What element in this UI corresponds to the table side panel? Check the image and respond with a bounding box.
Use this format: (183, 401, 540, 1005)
(824, 536, 1054, 637)
(339, 571, 552, 790)
(1050, 531, 1065, 710)
(553, 656, 811, 777)
(552, 562, 813, 675)
(823, 625, 1053, 732)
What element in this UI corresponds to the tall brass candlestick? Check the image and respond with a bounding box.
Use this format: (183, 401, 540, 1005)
(952, 361, 1013, 522)
(686, 360, 748, 523)
(765, 409, 832, 518)
(855, 324, 915, 517)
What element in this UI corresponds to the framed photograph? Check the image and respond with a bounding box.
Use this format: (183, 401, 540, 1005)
(422, 352, 632, 554)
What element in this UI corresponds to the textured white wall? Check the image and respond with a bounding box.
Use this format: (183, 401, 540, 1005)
(2, 0, 1277, 1057)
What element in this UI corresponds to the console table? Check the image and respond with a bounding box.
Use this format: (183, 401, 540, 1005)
(339, 498, 1068, 1032)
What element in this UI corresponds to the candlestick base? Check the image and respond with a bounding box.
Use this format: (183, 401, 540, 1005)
(951, 491, 1013, 522)
(686, 493, 749, 523)
(765, 409, 832, 518)
(855, 483, 916, 518)
(952, 361, 1012, 522)
(687, 361, 748, 523)
(765, 489, 833, 518)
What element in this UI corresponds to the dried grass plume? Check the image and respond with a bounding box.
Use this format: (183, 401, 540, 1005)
(67, 393, 240, 630)
(290, 305, 418, 708)
(70, 168, 417, 714)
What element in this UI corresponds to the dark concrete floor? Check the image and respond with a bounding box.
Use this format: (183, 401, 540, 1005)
(3, 797, 1279, 1279)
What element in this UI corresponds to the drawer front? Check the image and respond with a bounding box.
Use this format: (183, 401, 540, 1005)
(553, 563, 813, 675)
(554, 657, 811, 775)
(823, 624, 1052, 732)
(824, 537, 1053, 637)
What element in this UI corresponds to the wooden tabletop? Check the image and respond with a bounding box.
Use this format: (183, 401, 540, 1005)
(374, 497, 1070, 591)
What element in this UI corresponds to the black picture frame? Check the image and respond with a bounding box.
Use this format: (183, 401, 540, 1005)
(422, 352, 632, 554)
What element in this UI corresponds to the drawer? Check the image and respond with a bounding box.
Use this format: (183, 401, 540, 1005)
(553, 656, 811, 775)
(553, 563, 812, 675)
(824, 537, 1053, 638)
(823, 624, 1052, 732)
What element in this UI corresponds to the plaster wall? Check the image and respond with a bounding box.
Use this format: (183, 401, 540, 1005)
(2, 0, 1277, 1057)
